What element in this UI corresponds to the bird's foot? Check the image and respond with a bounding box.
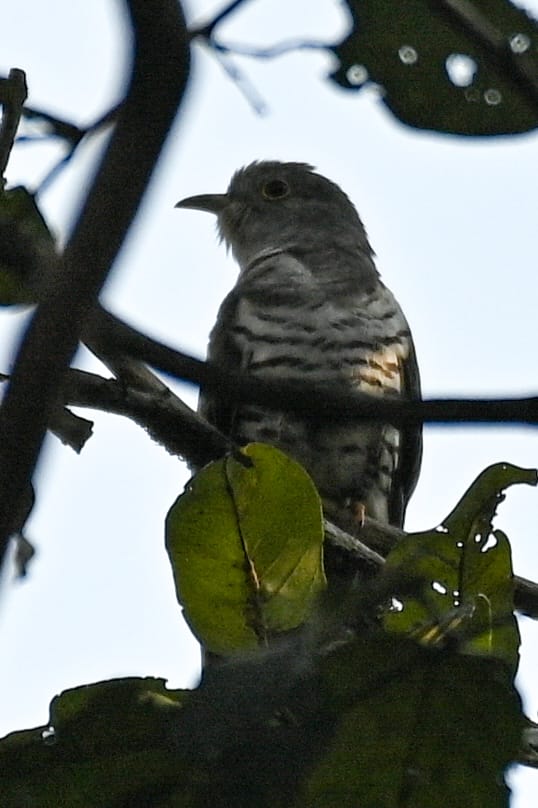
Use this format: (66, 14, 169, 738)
(348, 500, 366, 527)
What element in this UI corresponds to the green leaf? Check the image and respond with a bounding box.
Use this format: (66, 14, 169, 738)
(0, 677, 193, 808)
(301, 629, 523, 808)
(0, 634, 524, 808)
(165, 443, 326, 656)
(0, 184, 56, 305)
(382, 463, 537, 675)
(332, 0, 538, 135)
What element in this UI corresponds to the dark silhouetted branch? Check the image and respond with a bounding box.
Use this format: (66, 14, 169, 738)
(513, 576, 538, 619)
(87, 306, 538, 428)
(64, 368, 231, 469)
(0, 373, 93, 453)
(325, 515, 538, 620)
(209, 38, 330, 60)
(0, 0, 190, 565)
(20, 102, 123, 196)
(189, 0, 253, 40)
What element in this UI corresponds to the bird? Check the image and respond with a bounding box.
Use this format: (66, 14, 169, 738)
(176, 161, 422, 530)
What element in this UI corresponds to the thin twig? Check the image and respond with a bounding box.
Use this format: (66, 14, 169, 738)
(189, 2, 329, 115)
(20, 105, 83, 147)
(324, 518, 386, 568)
(195, 37, 330, 115)
(210, 38, 330, 60)
(189, 0, 253, 40)
(19, 101, 123, 196)
(21, 100, 122, 147)
(197, 41, 268, 115)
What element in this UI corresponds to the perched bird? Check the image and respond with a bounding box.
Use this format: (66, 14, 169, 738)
(176, 162, 422, 529)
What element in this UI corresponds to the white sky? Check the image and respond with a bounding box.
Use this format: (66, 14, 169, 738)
(1, 1, 538, 804)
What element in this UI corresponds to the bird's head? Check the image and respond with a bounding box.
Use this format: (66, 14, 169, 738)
(176, 161, 373, 273)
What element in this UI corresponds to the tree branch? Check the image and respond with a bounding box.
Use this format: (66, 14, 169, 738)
(205, 38, 331, 60)
(64, 369, 231, 469)
(189, 0, 254, 40)
(20, 102, 123, 196)
(87, 306, 538, 428)
(513, 576, 538, 620)
(0, 0, 190, 565)
(59, 360, 538, 621)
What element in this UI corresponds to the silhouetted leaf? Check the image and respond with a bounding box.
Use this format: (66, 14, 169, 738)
(0, 185, 56, 304)
(0, 677, 192, 808)
(0, 628, 524, 806)
(301, 628, 523, 807)
(332, 0, 538, 135)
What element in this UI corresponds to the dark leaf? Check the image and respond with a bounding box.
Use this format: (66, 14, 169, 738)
(332, 0, 538, 135)
(0, 185, 56, 305)
(300, 629, 523, 807)
(0, 677, 192, 808)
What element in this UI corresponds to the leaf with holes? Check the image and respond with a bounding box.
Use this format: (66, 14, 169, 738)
(332, 0, 538, 135)
(382, 463, 537, 676)
(165, 443, 326, 656)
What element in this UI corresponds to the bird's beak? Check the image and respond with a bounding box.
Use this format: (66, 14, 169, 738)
(175, 193, 230, 214)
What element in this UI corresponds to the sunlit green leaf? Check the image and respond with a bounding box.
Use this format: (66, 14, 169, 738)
(382, 463, 537, 675)
(165, 443, 326, 656)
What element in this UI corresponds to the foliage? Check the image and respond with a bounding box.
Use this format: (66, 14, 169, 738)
(0, 637, 524, 807)
(333, 0, 538, 135)
(166, 443, 326, 656)
(0, 184, 55, 305)
(0, 460, 531, 806)
(383, 463, 532, 676)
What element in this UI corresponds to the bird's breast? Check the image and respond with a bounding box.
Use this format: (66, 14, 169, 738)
(210, 278, 412, 523)
(232, 283, 409, 398)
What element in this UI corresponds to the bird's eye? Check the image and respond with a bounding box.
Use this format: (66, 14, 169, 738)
(261, 179, 290, 200)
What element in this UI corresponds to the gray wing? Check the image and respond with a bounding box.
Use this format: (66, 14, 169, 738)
(198, 287, 245, 439)
(388, 335, 422, 526)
